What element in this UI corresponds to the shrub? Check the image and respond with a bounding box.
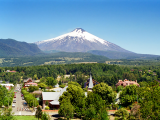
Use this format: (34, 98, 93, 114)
(45, 106, 50, 110)
(114, 108, 129, 120)
(59, 84, 65, 88)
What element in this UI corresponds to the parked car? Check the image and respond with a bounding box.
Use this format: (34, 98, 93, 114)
(21, 94, 23, 97)
(12, 104, 15, 107)
(22, 97, 24, 100)
(13, 100, 16, 103)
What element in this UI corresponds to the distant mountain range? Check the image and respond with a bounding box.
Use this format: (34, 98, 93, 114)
(0, 28, 159, 60)
(0, 39, 42, 57)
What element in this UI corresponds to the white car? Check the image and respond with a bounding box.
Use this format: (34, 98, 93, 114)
(12, 104, 15, 107)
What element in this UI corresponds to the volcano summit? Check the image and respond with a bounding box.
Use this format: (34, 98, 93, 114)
(35, 28, 131, 53)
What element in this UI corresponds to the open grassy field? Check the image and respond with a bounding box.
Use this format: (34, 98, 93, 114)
(14, 116, 37, 120)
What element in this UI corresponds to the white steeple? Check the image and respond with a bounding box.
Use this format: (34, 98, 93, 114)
(88, 72, 93, 89)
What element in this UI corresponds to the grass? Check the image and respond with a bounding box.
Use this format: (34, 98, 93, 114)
(14, 116, 37, 120)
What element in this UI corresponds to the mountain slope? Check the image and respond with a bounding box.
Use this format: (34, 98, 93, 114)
(35, 28, 132, 53)
(88, 50, 160, 59)
(0, 39, 42, 57)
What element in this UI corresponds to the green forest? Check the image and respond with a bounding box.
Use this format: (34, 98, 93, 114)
(1, 63, 160, 86)
(1, 62, 160, 119)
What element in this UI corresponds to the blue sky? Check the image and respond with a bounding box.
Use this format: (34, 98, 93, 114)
(0, 0, 160, 55)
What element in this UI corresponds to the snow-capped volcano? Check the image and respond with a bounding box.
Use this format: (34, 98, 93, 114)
(35, 28, 131, 53)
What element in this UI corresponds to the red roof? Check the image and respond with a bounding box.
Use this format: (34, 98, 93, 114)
(9, 71, 16, 73)
(25, 83, 37, 85)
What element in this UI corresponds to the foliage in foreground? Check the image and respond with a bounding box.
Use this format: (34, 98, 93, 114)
(59, 82, 110, 120)
(0, 107, 15, 120)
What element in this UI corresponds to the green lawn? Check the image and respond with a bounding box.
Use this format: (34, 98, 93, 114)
(14, 116, 37, 120)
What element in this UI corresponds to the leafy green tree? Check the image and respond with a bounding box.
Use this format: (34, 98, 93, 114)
(45, 101, 49, 106)
(38, 83, 47, 89)
(84, 104, 96, 120)
(138, 81, 160, 119)
(46, 77, 57, 86)
(114, 108, 129, 120)
(116, 85, 124, 93)
(0, 107, 15, 120)
(92, 82, 116, 105)
(58, 80, 62, 85)
(84, 92, 109, 120)
(59, 84, 65, 88)
(120, 85, 138, 107)
(35, 106, 42, 120)
(59, 99, 74, 120)
(33, 74, 38, 80)
(68, 81, 81, 88)
(41, 112, 51, 120)
(40, 77, 46, 83)
(59, 83, 85, 118)
(28, 86, 39, 92)
(70, 73, 73, 82)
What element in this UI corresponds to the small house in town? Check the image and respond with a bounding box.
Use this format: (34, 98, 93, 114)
(116, 79, 140, 88)
(0, 84, 14, 90)
(6, 70, 16, 73)
(23, 78, 38, 87)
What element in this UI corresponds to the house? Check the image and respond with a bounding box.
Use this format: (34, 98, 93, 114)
(42, 86, 68, 109)
(6, 70, 16, 73)
(84, 73, 99, 90)
(0, 84, 14, 90)
(23, 78, 38, 87)
(116, 79, 140, 88)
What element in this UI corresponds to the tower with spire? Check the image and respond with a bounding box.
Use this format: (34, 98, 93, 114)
(88, 72, 94, 90)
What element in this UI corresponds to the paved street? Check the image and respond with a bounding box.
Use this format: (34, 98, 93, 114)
(12, 84, 35, 115)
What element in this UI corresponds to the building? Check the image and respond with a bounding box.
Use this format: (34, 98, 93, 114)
(84, 73, 99, 90)
(116, 79, 140, 88)
(42, 86, 68, 109)
(23, 78, 38, 87)
(0, 84, 14, 90)
(6, 70, 16, 73)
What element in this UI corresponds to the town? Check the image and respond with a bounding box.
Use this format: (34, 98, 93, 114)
(0, 63, 160, 120)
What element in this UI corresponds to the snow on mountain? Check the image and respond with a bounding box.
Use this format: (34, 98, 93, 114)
(35, 28, 131, 53)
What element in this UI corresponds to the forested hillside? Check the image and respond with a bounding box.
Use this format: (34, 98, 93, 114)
(1, 63, 160, 86)
(0, 39, 42, 57)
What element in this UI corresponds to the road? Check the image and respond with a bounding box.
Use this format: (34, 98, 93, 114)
(12, 84, 35, 115)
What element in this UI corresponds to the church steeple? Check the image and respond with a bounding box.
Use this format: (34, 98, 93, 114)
(88, 72, 93, 89)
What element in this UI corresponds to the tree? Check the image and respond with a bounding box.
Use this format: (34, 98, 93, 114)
(59, 99, 74, 120)
(45, 101, 49, 106)
(70, 73, 73, 82)
(0, 107, 15, 120)
(120, 85, 138, 107)
(68, 81, 81, 88)
(46, 77, 57, 86)
(28, 86, 39, 92)
(84, 92, 109, 120)
(59, 83, 85, 118)
(116, 85, 124, 93)
(33, 74, 38, 80)
(38, 83, 47, 89)
(40, 77, 46, 83)
(41, 112, 51, 120)
(35, 106, 42, 120)
(92, 82, 116, 105)
(138, 81, 160, 119)
(114, 108, 129, 120)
